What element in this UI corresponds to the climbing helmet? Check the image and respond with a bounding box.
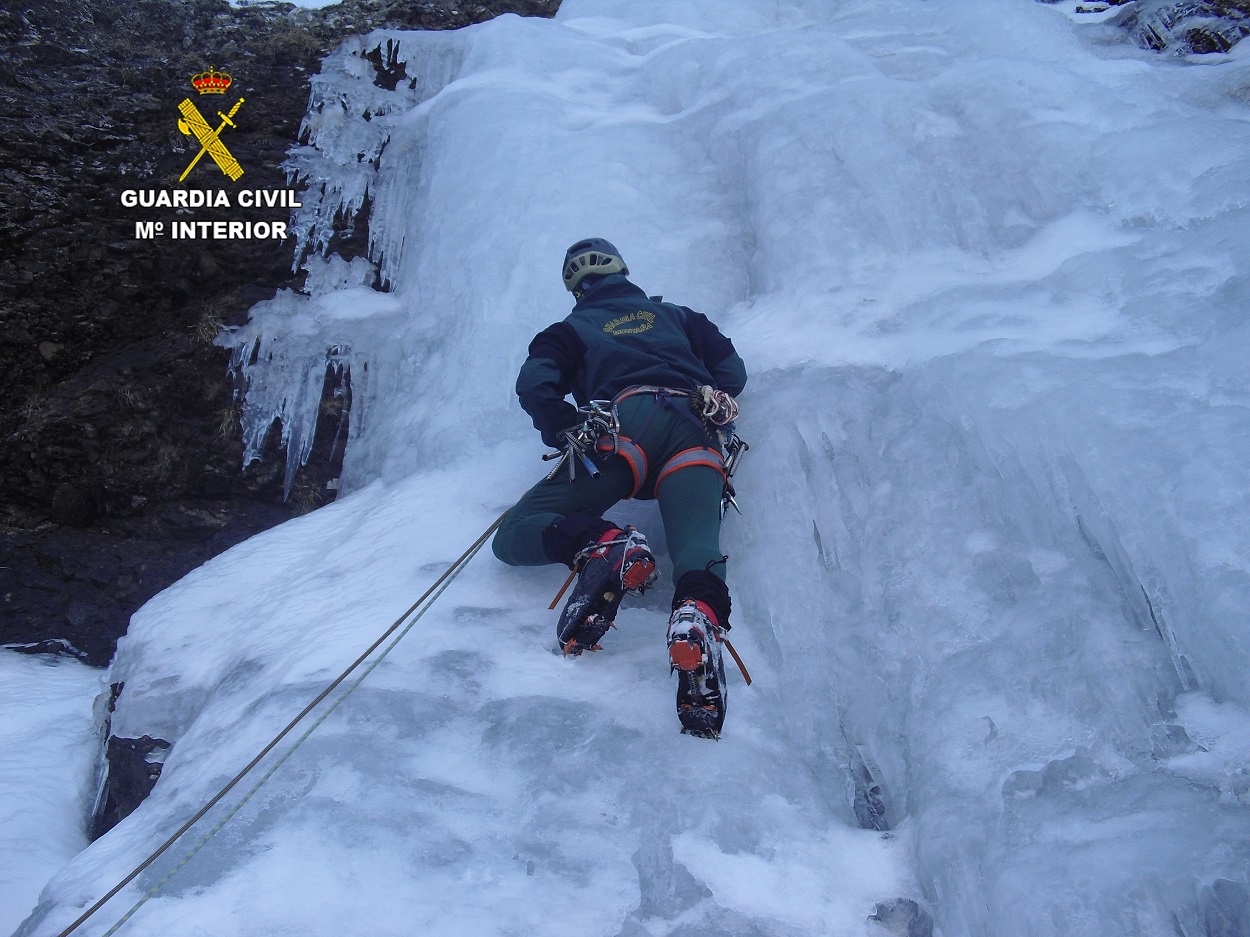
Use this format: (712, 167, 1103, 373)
(562, 238, 628, 294)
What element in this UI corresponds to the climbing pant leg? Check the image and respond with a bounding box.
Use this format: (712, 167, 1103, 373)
(492, 452, 635, 568)
(655, 461, 726, 583)
(493, 392, 725, 572)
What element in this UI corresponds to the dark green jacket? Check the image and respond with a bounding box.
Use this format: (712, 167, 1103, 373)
(517, 276, 747, 441)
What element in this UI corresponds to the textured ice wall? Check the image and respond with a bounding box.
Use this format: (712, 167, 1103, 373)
(0, 652, 101, 935)
(218, 31, 463, 496)
(26, 2, 1250, 936)
(220, 256, 403, 497)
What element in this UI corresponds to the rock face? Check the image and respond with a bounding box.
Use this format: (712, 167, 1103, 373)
(1112, 0, 1250, 53)
(4, 0, 560, 842)
(89, 681, 172, 841)
(0, 0, 558, 669)
(1054, 0, 1250, 54)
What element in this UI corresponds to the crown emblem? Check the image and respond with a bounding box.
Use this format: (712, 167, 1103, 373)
(190, 67, 232, 95)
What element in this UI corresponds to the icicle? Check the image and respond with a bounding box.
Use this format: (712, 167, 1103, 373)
(284, 29, 466, 273)
(219, 29, 464, 499)
(217, 267, 403, 500)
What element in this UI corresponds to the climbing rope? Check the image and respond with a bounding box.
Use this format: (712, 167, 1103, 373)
(54, 420, 753, 933)
(55, 510, 508, 937)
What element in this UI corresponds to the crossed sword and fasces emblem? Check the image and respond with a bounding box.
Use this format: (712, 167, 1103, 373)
(177, 97, 245, 182)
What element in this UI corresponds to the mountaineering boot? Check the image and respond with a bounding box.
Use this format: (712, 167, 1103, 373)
(557, 526, 658, 656)
(667, 599, 727, 739)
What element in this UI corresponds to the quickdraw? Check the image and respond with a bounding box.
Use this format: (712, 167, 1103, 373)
(611, 384, 738, 429)
(720, 433, 749, 517)
(693, 385, 740, 426)
(541, 400, 620, 482)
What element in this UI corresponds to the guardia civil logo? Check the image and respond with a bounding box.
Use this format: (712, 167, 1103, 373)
(603, 310, 656, 336)
(177, 67, 245, 182)
(121, 64, 300, 241)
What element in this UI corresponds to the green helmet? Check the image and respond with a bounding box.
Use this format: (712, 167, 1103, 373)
(562, 238, 628, 294)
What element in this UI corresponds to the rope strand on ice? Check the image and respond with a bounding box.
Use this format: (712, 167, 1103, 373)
(55, 510, 508, 937)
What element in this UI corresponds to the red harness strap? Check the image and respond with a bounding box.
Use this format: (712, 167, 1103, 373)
(597, 435, 649, 499)
(655, 446, 726, 493)
(595, 386, 727, 499)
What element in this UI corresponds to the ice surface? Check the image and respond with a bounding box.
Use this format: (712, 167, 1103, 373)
(0, 651, 102, 935)
(17, 1, 1250, 935)
(219, 258, 404, 498)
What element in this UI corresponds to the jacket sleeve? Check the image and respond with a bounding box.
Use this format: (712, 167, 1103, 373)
(710, 349, 747, 398)
(516, 322, 584, 441)
(681, 308, 747, 397)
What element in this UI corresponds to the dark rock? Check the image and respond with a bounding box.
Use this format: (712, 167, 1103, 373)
(850, 744, 892, 832)
(91, 733, 172, 840)
(869, 898, 935, 937)
(1061, 0, 1250, 54)
(50, 482, 96, 527)
(0, 0, 561, 669)
(1116, 2, 1250, 55)
(366, 36, 407, 90)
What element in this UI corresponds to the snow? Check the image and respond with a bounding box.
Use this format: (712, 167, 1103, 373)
(0, 652, 101, 936)
(12, 1, 1250, 935)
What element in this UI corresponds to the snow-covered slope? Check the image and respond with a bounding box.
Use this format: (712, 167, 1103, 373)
(0, 652, 100, 937)
(16, 1, 1250, 934)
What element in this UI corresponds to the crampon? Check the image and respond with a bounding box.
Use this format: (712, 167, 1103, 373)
(667, 599, 726, 739)
(556, 527, 657, 656)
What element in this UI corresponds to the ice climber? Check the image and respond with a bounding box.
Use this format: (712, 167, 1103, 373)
(492, 238, 748, 738)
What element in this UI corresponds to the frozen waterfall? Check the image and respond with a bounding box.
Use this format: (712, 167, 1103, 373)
(15, 1, 1250, 935)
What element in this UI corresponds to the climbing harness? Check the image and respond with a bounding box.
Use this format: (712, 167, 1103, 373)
(609, 384, 733, 437)
(55, 510, 510, 937)
(655, 446, 726, 492)
(541, 386, 749, 518)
